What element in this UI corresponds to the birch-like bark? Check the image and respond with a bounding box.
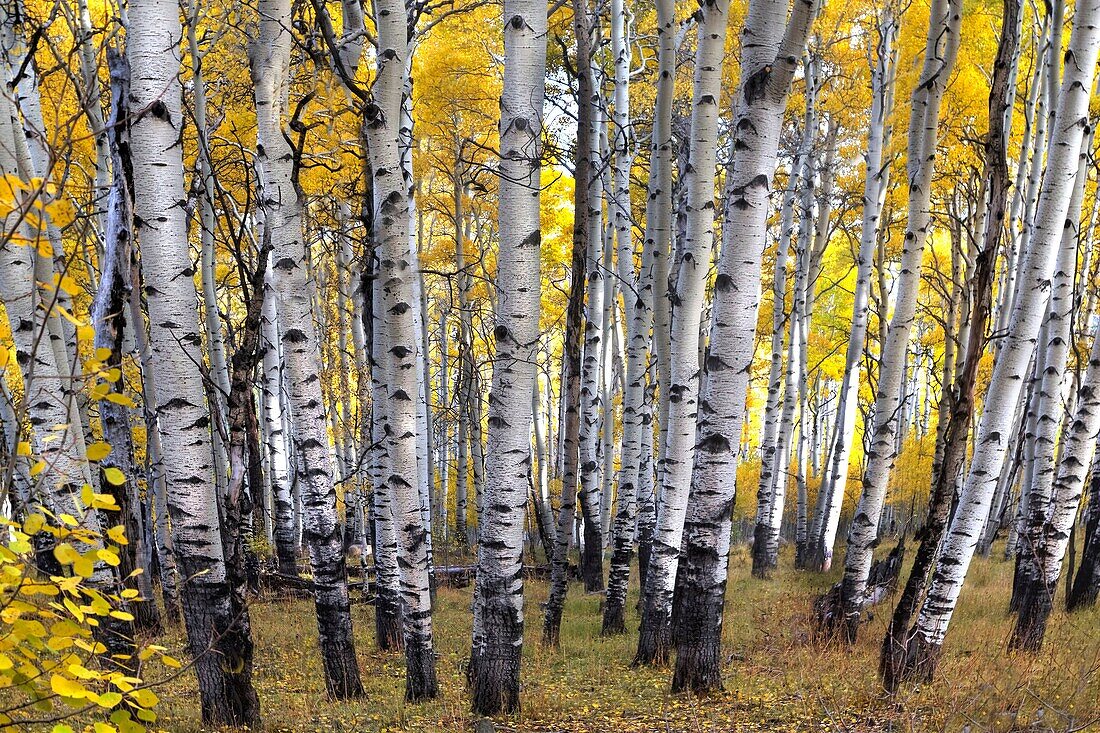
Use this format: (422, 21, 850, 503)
(368, 273, 405, 651)
(576, 10, 607, 590)
(603, 0, 657, 635)
(186, 0, 231, 500)
(469, 0, 546, 712)
(671, 0, 817, 690)
(250, 0, 363, 698)
(89, 50, 161, 636)
(363, 0, 438, 699)
(834, 0, 962, 642)
(811, 7, 898, 571)
(1012, 325, 1100, 648)
(1012, 128, 1091, 609)
(259, 283, 297, 574)
(902, 0, 1100, 678)
(543, 0, 596, 643)
(879, 0, 1019, 688)
(753, 69, 817, 578)
(753, 172, 796, 572)
(634, 0, 732, 667)
(128, 0, 259, 721)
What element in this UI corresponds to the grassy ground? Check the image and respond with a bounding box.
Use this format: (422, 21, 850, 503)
(142, 546, 1100, 732)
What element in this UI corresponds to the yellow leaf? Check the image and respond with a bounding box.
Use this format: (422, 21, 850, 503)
(53, 543, 79, 565)
(22, 513, 44, 535)
(16, 441, 31, 457)
(103, 467, 126, 486)
(104, 393, 135, 408)
(96, 691, 123, 708)
(97, 548, 120, 567)
(129, 688, 158, 708)
(77, 325, 95, 342)
(107, 525, 128, 545)
(86, 442, 112, 461)
(72, 554, 95, 578)
(50, 673, 87, 699)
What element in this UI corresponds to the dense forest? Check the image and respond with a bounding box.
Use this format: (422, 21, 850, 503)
(3, 0, 1100, 729)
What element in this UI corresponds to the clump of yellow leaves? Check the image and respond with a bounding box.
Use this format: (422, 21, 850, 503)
(0, 513, 177, 733)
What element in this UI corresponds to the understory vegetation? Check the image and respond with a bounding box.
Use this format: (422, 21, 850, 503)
(141, 549, 1100, 732)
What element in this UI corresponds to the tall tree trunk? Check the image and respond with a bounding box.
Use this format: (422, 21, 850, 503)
(363, 0, 438, 699)
(670, 0, 817, 691)
(90, 49, 162, 637)
(900, 0, 1100, 680)
(833, 0, 962, 643)
(575, 0, 606, 592)
(603, 0, 659, 635)
(811, 7, 898, 571)
(1012, 321, 1100, 648)
(1012, 124, 1091, 611)
(879, 0, 1019, 689)
(468, 0, 547, 713)
(128, 0, 260, 721)
(634, 0, 733, 667)
(543, 0, 596, 643)
(250, 0, 363, 698)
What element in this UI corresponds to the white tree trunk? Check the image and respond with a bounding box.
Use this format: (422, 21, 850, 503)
(363, 0, 438, 699)
(671, 0, 818, 690)
(835, 0, 962, 640)
(1013, 320, 1100, 648)
(811, 7, 897, 571)
(904, 0, 1100, 676)
(469, 0, 546, 713)
(128, 0, 260, 721)
(635, 0, 732, 667)
(250, 0, 363, 698)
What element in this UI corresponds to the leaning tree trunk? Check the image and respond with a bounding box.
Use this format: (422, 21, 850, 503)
(879, 0, 1019, 689)
(1012, 124, 1091, 610)
(468, 0, 547, 714)
(634, 0, 733, 668)
(1012, 319, 1100, 649)
(364, 0, 438, 700)
(250, 0, 363, 699)
(832, 0, 962, 644)
(128, 0, 260, 722)
(900, 0, 1100, 680)
(670, 0, 817, 691)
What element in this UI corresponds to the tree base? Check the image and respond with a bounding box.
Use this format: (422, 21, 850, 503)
(405, 639, 440, 701)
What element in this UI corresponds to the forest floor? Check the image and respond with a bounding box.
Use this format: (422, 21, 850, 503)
(141, 545, 1100, 732)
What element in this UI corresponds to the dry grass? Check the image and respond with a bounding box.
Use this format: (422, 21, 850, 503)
(141, 545, 1100, 732)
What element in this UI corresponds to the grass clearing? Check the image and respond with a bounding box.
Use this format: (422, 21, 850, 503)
(143, 546, 1100, 732)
